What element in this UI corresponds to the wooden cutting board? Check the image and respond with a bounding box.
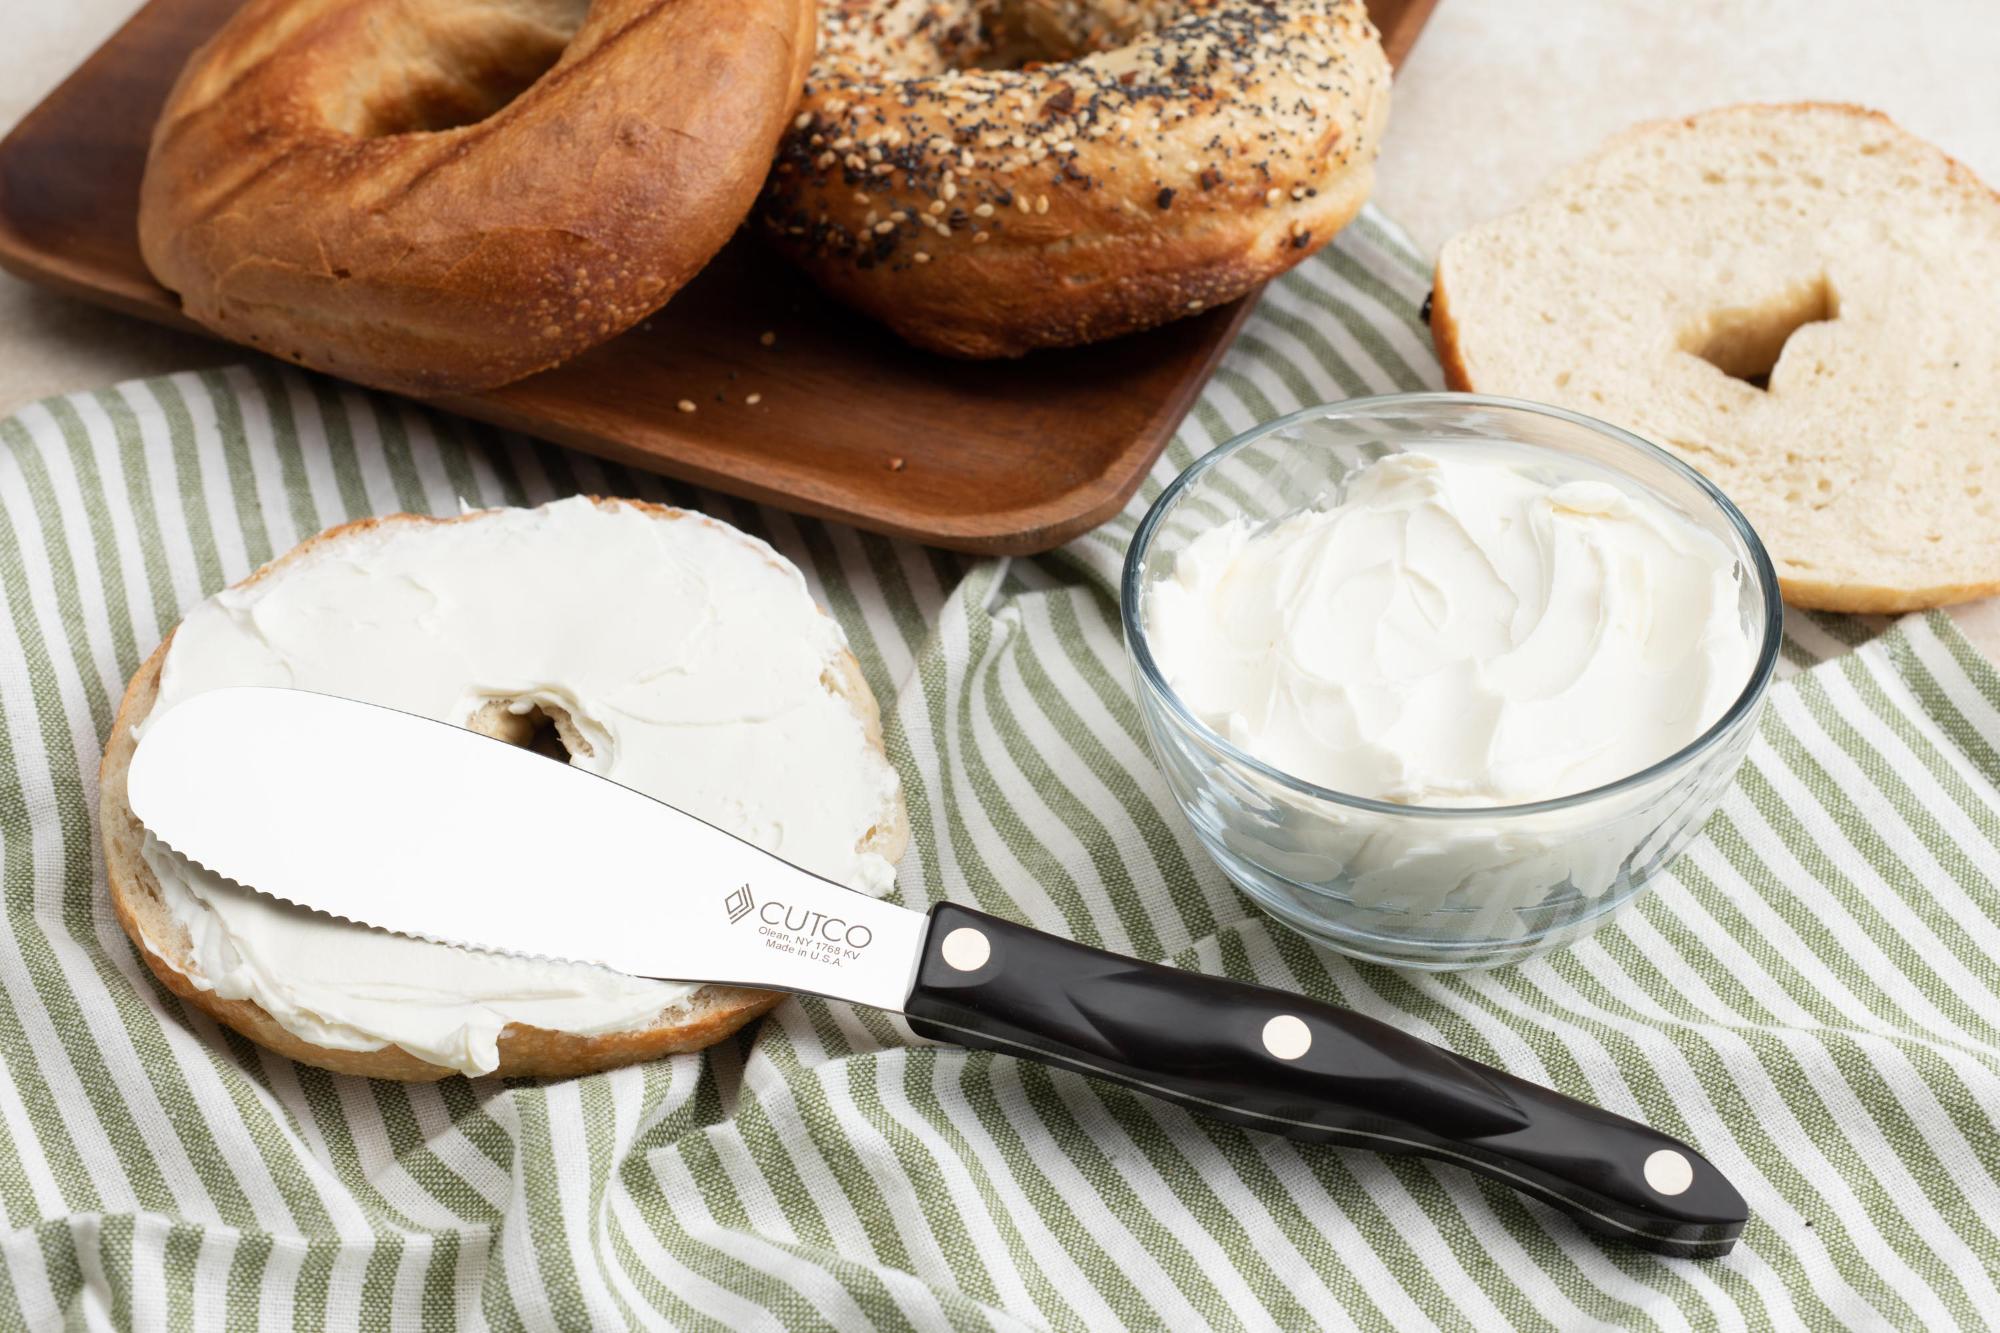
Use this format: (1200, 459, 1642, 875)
(0, 0, 1437, 553)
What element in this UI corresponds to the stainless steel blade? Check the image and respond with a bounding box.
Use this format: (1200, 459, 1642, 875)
(126, 687, 929, 1012)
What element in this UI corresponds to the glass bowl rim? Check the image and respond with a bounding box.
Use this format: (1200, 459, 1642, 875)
(1119, 391, 1784, 821)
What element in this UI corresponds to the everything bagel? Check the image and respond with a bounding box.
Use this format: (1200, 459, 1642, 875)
(761, 0, 1391, 357)
(139, 0, 815, 396)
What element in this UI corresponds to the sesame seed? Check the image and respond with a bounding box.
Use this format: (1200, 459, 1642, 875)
(1035, 195, 1049, 214)
(793, 112, 812, 130)
(1015, 195, 1032, 214)
(1187, 300, 1203, 310)
(874, 220, 895, 235)
(913, 251, 931, 263)
(929, 200, 947, 215)
(942, 181, 958, 202)
(972, 231, 989, 244)
(759, 330, 776, 347)
(974, 203, 994, 217)
(746, 393, 762, 405)
(1266, 187, 1283, 206)
(678, 399, 697, 413)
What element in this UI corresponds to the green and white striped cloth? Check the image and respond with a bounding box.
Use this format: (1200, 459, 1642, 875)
(2, 208, 1997, 1330)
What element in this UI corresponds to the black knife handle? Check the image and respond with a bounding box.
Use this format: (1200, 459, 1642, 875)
(903, 903, 1746, 1258)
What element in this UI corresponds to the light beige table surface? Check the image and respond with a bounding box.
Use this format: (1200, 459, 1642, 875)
(4, 0, 1997, 649)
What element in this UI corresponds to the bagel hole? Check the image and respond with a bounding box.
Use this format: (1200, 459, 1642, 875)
(949, 1, 1145, 71)
(467, 699, 592, 765)
(342, 0, 589, 137)
(1681, 274, 1838, 390)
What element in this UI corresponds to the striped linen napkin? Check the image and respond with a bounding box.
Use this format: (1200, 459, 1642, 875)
(1, 209, 1996, 1331)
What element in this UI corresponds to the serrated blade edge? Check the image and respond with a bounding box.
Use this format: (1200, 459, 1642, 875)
(127, 687, 927, 1013)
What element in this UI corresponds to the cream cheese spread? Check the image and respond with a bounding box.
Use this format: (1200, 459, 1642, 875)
(1145, 450, 1755, 808)
(133, 497, 902, 1075)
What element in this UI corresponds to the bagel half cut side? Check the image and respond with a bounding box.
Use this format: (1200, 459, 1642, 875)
(1432, 103, 2000, 613)
(139, 0, 816, 396)
(99, 501, 910, 1082)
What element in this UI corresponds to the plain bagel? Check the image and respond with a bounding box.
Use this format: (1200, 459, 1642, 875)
(1432, 103, 2000, 612)
(100, 499, 909, 1081)
(760, 0, 1391, 357)
(139, 0, 816, 396)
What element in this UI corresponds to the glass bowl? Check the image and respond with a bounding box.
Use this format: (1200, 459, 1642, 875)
(1121, 394, 1782, 970)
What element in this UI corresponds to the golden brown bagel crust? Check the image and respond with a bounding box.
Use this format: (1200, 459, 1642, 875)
(99, 500, 909, 1082)
(761, 0, 1390, 357)
(139, 0, 816, 397)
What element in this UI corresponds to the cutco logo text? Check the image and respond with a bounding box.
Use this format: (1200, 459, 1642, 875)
(721, 884, 872, 968)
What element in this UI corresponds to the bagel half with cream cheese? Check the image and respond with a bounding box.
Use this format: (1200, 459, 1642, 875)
(100, 498, 908, 1081)
(761, 0, 1391, 356)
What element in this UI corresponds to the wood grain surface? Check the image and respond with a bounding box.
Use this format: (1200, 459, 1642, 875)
(0, 0, 1436, 552)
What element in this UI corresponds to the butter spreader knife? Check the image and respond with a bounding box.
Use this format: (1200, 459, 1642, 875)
(129, 686, 1747, 1258)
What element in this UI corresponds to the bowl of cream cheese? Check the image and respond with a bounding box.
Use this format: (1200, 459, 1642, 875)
(1122, 394, 1781, 969)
